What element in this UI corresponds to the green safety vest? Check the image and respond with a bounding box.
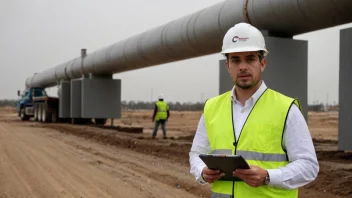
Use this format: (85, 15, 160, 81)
(155, 101, 169, 121)
(204, 88, 301, 198)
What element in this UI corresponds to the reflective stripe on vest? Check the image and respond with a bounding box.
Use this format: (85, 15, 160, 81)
(211, 192, 232, 198)
(212, 149, 288, 161)
(204, 88, 300, 198)
(155, 101, 168, 121)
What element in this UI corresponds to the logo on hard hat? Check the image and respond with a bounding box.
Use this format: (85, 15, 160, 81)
(232, 36, 249, 43)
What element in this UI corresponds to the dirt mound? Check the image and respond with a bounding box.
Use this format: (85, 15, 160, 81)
(313, 138, 338, 144)
(305, 164, 352, 196)
(317, 150, 352, 163)
(99, 125, 143, 133)
(33, 123, 193, 166)
(171, 135, 195, 141)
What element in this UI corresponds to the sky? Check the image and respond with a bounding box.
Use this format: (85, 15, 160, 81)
(1, 0, 351, 105)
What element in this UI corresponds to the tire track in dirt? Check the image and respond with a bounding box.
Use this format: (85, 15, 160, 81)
(31, 126, 208, 197)
(61, 140, 205, 196)
(19, 128, 197, 197)
(27, 122, 210, 197)
(0, 122, 107, 198)
(0, 123, 38, 197)
(11, 133, 109, 198)
(0, 121, 206, 198)
(12, 127, 129, 198)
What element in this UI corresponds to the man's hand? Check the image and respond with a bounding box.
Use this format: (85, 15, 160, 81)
(233, 165, 268, 187)
(201, 167, 225, 183)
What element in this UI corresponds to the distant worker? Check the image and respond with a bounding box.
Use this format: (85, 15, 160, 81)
(152, 94, 170, 139)
(189, 22, 319, 197)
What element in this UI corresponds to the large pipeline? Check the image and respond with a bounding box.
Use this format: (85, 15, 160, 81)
(26, 0, 352, 88)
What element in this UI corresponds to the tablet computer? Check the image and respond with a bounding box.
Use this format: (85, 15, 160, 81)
(199, 154, 250, 181)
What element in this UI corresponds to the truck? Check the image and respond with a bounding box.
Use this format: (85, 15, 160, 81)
(17, 87, 108, 125)
(16, 88, 59, 123)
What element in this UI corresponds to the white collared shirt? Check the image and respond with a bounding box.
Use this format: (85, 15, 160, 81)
(189, 81, 319, 189)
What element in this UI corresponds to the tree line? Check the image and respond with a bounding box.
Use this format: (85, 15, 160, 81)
(122, 101, 339, 112)
(0, 99, 206, 111)
(121, 101, 205, 111)
(0, 99, 338, 112)
(0, 99, 17, 107)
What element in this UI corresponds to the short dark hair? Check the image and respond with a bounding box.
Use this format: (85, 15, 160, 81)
(258, 51, 264, 61)
(226, 50, 265, 62)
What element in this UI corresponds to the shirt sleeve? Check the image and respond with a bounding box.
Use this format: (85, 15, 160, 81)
(267, 104, 319, 189)
(189, 114, 212, 184)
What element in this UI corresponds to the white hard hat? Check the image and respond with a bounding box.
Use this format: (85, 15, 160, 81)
(158, 94, 164, 99)
(221, 23, 268, 56)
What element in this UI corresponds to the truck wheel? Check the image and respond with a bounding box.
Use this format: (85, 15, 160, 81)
(51, 108, 58, 123)
(38, 103, 43, 122)
(42, 105, 46, 123)
(20, 108, 30, 121)
(34, 104, 38, 121)
(42, 104, 52, 123)
(94, 118, 107, 125)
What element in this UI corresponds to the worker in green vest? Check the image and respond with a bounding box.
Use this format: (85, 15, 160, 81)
(152, 94, 170, 139)
(189, 23, 319, 198)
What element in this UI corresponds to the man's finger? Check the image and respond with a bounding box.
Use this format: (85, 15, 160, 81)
(203, 168, 221, 175)
(235, 168, 256, 175)
(233, 171, 250, 178)
(203, 172, 225, 183)
(205, 173, 224, 180)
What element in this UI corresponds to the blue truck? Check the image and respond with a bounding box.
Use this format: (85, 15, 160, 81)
(17, 88, 59, 122)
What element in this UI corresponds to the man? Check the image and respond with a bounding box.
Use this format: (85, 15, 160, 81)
(152, 94, 170, 139)
(189, 23, 319, 198)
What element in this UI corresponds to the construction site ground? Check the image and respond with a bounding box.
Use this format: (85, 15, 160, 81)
(0, 107, 351, 198)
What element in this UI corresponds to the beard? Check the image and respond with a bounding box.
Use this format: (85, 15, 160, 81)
(235, 74, 260, 89)
(235, 81, 254, 89)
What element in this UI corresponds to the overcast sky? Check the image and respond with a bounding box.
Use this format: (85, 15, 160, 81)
(1, 0, 351, 104)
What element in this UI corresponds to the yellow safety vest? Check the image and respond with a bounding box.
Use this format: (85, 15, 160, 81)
(155, 101, 168, 121)
(204, 88, 301, 198)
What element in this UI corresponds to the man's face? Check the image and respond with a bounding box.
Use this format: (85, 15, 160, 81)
(226, 51, 266, 90)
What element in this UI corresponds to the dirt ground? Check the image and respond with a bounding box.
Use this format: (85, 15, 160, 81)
(0, 107, 351, 198)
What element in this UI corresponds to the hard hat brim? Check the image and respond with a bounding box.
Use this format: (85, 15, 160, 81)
(221, 47, 269, 56)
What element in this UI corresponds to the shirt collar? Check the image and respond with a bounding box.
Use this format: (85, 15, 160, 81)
(230, 81, 267, 104)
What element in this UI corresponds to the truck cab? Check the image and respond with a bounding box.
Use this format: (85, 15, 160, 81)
(17, 89, 32, 119)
